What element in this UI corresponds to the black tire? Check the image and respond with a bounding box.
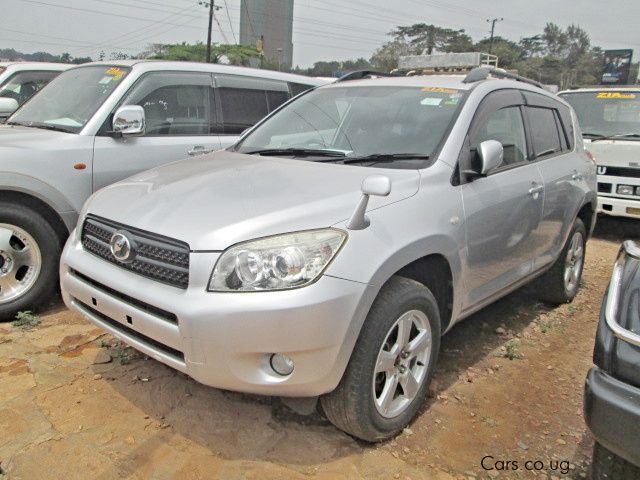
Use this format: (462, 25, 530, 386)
(0, 202, 62, 321)
(320, 276, 441, 442)
(592, 442, 640, 480)
(536, 218, 587, 305)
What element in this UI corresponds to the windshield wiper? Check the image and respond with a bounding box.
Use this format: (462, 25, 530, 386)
(584, 132, 640, 142)
(342, 153, 430, 164)
(246, 147, 347, 157)
(26, 123, 74, 133)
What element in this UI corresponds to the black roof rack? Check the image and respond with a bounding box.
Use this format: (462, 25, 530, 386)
(336, 70, 400, 82)
(463, 66, 544, 89)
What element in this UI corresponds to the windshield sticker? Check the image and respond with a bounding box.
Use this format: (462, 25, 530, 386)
(105, 67, 126, 81)
(422, 86, 459, 94)
(421, 97, 442, 106)
(98, 76, 113, 84)
(596, 91, 636, 99)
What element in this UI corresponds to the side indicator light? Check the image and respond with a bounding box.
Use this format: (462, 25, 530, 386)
(74, 163, 87, 170)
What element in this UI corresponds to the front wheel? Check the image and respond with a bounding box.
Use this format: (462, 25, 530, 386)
(592, 442, 640, 480)
(0, 203, 62, 321)
(536, 218, 586, 305)
(320, 276, 441, 442)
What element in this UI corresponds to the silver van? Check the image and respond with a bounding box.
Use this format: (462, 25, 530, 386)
(61, 68, 597, 441)
(0, 61, 326, 318)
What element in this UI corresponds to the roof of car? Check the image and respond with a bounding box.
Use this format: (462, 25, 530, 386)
(68, 60, 329, 86)
(559, 86, 640, 94)
(0, 62, 71, 71)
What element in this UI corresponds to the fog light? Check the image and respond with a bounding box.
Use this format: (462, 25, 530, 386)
(270, 353, 294, 376)
(636, 186, 640, 196)
(618, 184, 635, 195)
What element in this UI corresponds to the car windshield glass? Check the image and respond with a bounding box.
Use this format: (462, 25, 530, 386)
(560, 91, 640, 138)
(235, 85, 466, 163)
(8, 65, 130, 133)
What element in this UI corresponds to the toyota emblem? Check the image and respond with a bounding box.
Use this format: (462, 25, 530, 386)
(110, 230, 135, 263)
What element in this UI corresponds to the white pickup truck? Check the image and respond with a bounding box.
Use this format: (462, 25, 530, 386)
(559, 87, 640, 219)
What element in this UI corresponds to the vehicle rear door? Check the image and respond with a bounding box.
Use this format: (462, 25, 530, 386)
(523, 92, 587, 269)
(213, 74, 291, 149)
(460, 89, 545, 308)
(91, 71, 221, 191)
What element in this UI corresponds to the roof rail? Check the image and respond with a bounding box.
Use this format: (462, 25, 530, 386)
(336, 70, 399, 82)
(463, 66, 544, 89)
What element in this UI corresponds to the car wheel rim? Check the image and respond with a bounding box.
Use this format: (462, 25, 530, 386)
(373, 309, 432, 419)
(0, 224, 42, 304)
(563, 231, 584, 294)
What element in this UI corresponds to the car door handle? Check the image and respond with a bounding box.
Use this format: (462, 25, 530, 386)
(187, 145, 212, 156)
(528, 184, 544, 196)
(572, 171, 583, 181)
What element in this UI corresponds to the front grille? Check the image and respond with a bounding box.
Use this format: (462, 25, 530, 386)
(81, 215, 190, 289)
(74, 298, 184, 361)
(70, 269, 178, 324)
(599, 166, 640, 178)
(598, 182, 613, 193)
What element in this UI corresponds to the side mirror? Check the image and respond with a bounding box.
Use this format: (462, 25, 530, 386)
(0, 98, 19, 117)
(347, 174, 392, 230)
(477, 139, 503, 175)
(112, 105, 145, 135)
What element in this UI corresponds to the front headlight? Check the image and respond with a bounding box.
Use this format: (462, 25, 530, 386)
(208, 229, 347, 292)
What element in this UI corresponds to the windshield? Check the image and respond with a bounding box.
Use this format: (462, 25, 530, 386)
(235, 85, 466, 163)
(0, 71, 60, 107)
(8, 65, 130, 133)
(560, 91, 640, 138)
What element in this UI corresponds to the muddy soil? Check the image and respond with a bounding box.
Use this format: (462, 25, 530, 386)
(1, 216, 638, 480)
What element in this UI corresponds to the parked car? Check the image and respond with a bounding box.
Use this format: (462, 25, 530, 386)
(0, 62, 70, 121)
(60, 67, 597, 442)
(585, 240, 640, 479)
(0, 60, 326, 319)
(559, 87, 640, 219)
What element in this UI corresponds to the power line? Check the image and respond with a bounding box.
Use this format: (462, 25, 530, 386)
(223, 0, 237, 44)
(487, 17, 504, 53)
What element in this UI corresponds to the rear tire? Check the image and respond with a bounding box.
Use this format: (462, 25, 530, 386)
(320, 276, 441, 442)
(0, 203, 62, 321)
(536, 218, 586, 305)
(592, 442, 640, 480)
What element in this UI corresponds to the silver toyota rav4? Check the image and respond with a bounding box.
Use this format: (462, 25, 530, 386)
(61, 68, 597, 442)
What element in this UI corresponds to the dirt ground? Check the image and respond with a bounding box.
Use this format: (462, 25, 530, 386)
(1, 216, 639, 480)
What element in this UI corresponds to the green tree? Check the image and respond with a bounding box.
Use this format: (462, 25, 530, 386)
(370, 40, 419, 71)
(391, 24, 473, 55)
(146, 42, 259, 66)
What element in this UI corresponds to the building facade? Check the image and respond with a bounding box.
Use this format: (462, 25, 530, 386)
(239, 0, 294, 70)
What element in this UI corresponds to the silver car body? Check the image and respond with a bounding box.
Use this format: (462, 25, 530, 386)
(61, 75, 597, 397)
(0, 60, 327, 232)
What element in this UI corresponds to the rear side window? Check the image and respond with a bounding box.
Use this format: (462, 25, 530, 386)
(289, 82, 315, 97)
(526, 107, 562, 159)
(216, 75, 290, 134)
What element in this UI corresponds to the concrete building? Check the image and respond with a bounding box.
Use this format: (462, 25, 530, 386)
(239, 0, 294, 70)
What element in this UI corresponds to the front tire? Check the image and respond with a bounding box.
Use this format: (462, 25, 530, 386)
(320, 276, 441, 442)
(592, 442, 640, 480)
(0, 203, 62, 321)
(537, 218, 586, 305)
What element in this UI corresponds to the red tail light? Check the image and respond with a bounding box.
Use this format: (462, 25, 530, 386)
(586, 150, 596, 166)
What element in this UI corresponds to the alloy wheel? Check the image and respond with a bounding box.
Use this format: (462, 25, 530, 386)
(563, 231, 584, 294)
(0, 224, 42, 304)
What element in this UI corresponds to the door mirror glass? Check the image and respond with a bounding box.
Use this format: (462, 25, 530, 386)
(112, 105, 145, 135)
(0, 98, 19, 117)
(478, 139, 504, 174)
(362, 174, 392, 196)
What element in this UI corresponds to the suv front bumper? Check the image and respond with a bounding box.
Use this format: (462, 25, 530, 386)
(584, 367, 640, 467)
(598, 196, 640, 218)
(60, 236, 374, 397)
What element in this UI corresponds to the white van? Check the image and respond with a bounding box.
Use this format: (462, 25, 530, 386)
(559, 87, 640, 219)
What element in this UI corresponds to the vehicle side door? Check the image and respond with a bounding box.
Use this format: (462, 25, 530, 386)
(92, 71, 220, 191)
(460, 89, 545, 309)
(213, 74, 291, 149)
(523, 92, 588, 269)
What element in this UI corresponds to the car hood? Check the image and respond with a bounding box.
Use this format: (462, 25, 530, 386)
(0, 124, 72, 149)
(88, 151, 421, 250)
(585, 139, 640, 168)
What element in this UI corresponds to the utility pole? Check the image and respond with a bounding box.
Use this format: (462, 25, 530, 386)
(199, 1, 221, 63)
(486, 17, 503, 54)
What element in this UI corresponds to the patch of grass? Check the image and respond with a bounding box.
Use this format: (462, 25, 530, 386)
(99, 339, 110, 348)
(12, 310, 41, 329)
(503, 340, 523, 360)
(112, 342, 133, 365)
(482, 415, 498, 427)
